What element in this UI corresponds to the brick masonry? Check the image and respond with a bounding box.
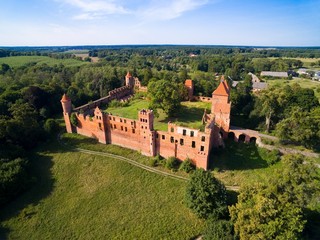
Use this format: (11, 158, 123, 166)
(61, 75, 232, 170)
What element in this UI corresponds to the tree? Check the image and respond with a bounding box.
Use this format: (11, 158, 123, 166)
(229, 155, 319, 240)
(276, 107, 320, 149)
(147, 80, 187, 117)
(185, 169, 227, 219)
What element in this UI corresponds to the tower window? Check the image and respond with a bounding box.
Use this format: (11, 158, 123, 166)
(190, 131, 194, 137)
(183, 129, 186, 136)
(192, 141, 196, 148)
(162, 135, 165, 140)
(170, 137, 174, 143)
(201, 136, 205, 142)
(180, 139, 184, 145)
(200, 146, 204, 151)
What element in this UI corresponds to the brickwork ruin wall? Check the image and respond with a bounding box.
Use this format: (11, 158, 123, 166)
(61, 76, 233, 170)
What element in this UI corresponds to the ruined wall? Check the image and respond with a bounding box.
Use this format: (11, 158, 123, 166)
(155, 123, 210, 169)
(73, 85, 133, 113)
(74, 108, 107, 144)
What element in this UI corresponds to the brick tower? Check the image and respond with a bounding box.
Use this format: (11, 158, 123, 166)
(139, 109, 156, 156)
(184, 79, 194, 101)
(61, 94, 73, 133)
(211, 76, 231, 133)
(125, 72, 134, 88)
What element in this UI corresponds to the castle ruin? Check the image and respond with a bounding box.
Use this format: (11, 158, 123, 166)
(61, 73, 232, 170)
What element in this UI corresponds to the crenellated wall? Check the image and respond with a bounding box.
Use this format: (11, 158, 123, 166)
(61, 75, 238, 170)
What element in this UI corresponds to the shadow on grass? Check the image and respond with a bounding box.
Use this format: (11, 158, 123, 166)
(0, 140, 58, 239)
(209, 140, 269, 170)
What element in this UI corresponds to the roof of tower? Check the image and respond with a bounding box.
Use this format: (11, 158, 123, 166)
(212, 81, 229, 96)
(185, 79, 193, 87)
(61, 93, 70, 102)
(126, 72, 132, 78)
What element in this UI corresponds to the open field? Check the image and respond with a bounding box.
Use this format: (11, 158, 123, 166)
(0, 137, 203, 239)
(106, 99, 211, 131)
(265, 78, 320, 100)
(0, 56, 88, 68)
(267, 57, 320, 68)
(2, 132, 318, 238)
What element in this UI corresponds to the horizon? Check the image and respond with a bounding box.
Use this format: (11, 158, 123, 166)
(1, 0, 319, 47)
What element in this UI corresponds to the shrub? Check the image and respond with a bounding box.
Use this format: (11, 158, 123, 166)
(203, 218, 234, 240)
(179, 158, 195, 173)
(0, 158, 28, 205)
(165, 156, 180, 170)
(258, 148, 281, 166)
(70, 112, 78, 126)
(44, 118, 60, 134)
(108, 99, 122, 108)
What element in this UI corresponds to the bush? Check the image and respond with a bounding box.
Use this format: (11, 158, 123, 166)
(165, 156, 180, 170)
(0, 158, 28, 205)
(44, 118, 60, 135)
(70, 112, 78, 126)
(203, 218, 234, 240)
(258, 148, 281, 166)
(179, 158, 195, 173)
(149, 155, 162, 167)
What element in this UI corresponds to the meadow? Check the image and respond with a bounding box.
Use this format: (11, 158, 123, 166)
(106, 99, 211, 131)
(1, 132, 319, 239)
(0, 136, 204, 239)
(0, 56, 88, 68)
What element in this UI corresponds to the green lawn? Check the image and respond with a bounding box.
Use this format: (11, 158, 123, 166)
(0, 56, 88, 68)
(106, 99, 211, 131)
(0, 138, 203, 239)
(209, 140, 284, 186)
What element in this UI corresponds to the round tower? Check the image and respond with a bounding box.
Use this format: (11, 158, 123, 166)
(61, 94, 72, 114)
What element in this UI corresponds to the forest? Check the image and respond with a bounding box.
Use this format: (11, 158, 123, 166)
(0, 46, 319, 239)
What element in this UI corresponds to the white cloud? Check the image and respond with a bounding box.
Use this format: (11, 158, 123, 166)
(58, 0, 130, 19)
(140, 0, 209, 21)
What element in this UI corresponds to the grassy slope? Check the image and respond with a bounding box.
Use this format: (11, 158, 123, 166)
(0, 139, 203, 239)
(0, 56, 88, 68)
(106, 99, 211, 131)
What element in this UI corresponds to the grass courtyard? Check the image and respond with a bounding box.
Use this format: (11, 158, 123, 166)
(105, 98, 211, 131)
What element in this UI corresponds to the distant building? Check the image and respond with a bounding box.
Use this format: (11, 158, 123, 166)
(248, 72, 260, 82)
(252, 82, 268, 91)
(297, 68, 309, 75)
(313, 71, 320, 80)
(260, 71, 288, 78)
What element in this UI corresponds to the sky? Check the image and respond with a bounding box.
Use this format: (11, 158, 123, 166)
(0, 0, 319, 46)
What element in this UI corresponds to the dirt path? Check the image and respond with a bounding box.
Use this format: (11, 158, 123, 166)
(58, 134, 240, 191)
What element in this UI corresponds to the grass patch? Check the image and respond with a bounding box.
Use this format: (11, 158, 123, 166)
(209, 140, 283, 186)
(0, 56, 88, 68)
(105, 99, 211, 131)
(0, 137, 203, 239)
